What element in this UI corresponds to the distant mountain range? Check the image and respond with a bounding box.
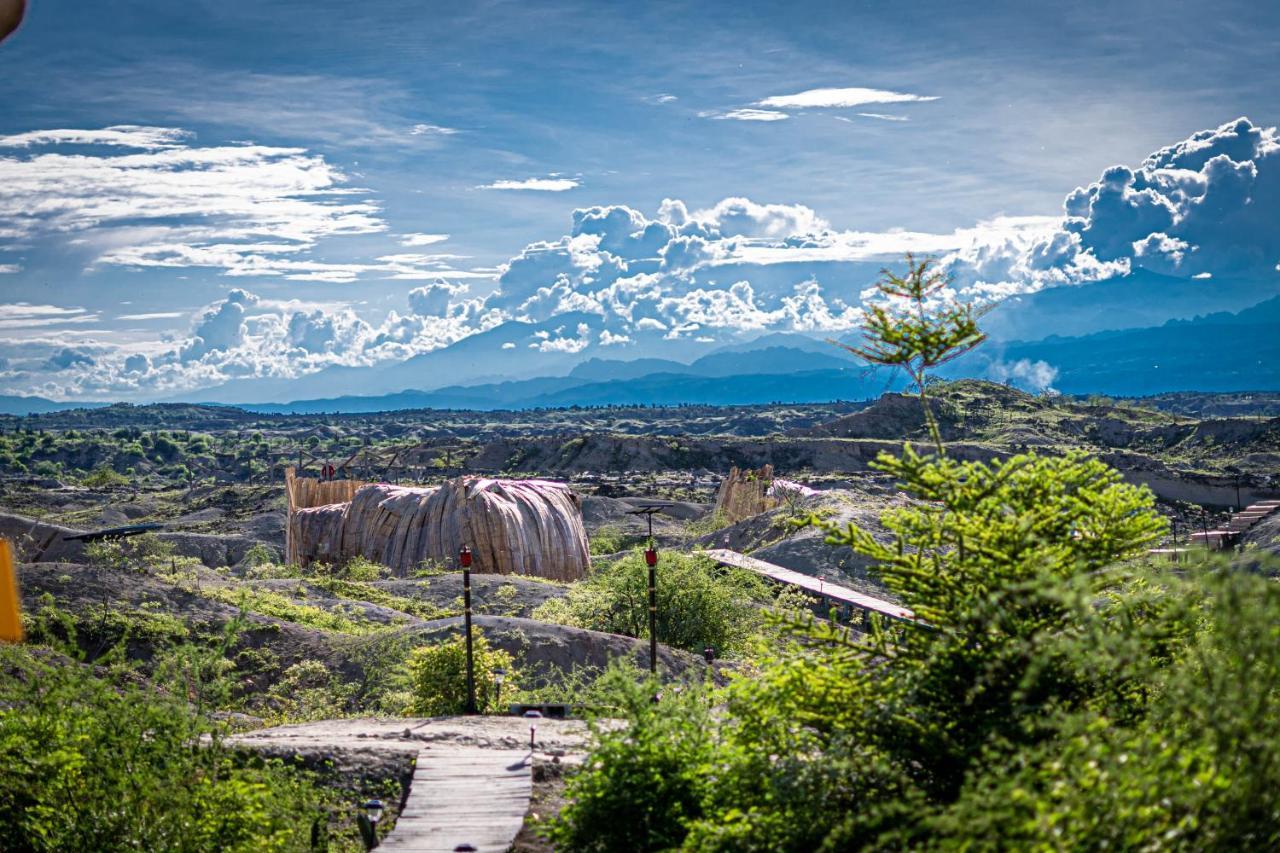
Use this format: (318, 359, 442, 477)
(0, 396, 107, 416)
(3, 277, 1276, 417)
(987, 293, 1280, 396)
(226, 295, 1279, 413)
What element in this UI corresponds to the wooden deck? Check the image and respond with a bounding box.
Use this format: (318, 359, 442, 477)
(378, 745, 531, 853)
(226, 717, 594, 853)
(703, 548, 918, 623)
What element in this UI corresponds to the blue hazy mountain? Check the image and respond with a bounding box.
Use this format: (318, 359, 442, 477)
(241, 296, 1280, 413)
(242, 367, 901, 414)
(0, 395, 109, 416)
(987, 294, 1280, 395)
(983, 269, 1275, 341)
(569, 357, 687, 382)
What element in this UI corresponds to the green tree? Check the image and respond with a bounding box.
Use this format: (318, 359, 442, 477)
(532, 550, 770, 658)
(834, 254, 986, 453)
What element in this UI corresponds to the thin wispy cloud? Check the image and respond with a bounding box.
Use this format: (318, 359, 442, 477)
(0, 125, 192, 150)
(757, 86, 938, 109)
(710, 108, 790, 122)
(479, 177, 580, 191)
(857, 112, 909, 122)
(0, 303, 99, 329)
(400, 233, 450, 246)
(0, 264, 20, 273)
(409, 123, 459, 136)
(645, 93, 678, 104)
(0, 126, 494, 284)
(116, 311, 184, 320)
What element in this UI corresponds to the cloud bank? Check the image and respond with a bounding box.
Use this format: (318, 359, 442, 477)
(3, 118, 1277, 400)
(979, 116, 1280, 286)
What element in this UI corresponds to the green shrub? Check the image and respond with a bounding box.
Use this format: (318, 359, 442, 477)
(532, 550, 769, 657)
(241, 542, 279, 568)
(548, 668, 716, 852)
(340, 556, 386, 582)
(265, 660, 354, 723)
(588, 524, 646, 555)
(32, 460, 61, 478)
(0, 644, 343, 852)
(81, 466, 128, 488)
(405, 631, 514, 716)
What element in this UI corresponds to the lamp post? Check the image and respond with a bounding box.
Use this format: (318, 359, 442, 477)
(357, 799, 384, 850)
(493, 667, 506, 711)
(645, 544, 658, 675)
(524, 709, 542, 751)
(627, 503, 671, 677)
(460, 545, 476, 715)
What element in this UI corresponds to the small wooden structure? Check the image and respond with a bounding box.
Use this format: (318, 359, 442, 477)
(284, 467, 368, 565)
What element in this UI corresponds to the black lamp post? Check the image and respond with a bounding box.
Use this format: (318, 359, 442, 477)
(460, 544, 476, 715)
(627, 502, 671, 676)
(645, 544, 658, 676)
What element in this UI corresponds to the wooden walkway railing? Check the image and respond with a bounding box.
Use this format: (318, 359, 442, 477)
(703, 548, 918, 624)
(1186, 500, 1280, 551)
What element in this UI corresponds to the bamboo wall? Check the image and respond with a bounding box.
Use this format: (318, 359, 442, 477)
(284, 467, 370, 565)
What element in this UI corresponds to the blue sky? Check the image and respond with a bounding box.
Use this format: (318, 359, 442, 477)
(1, 0, 1278, 400)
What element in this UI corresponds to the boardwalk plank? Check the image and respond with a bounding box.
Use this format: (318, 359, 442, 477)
(380, 745, 531, 853)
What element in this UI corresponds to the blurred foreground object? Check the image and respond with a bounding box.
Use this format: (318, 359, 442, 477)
(0, 0, 24, 43)
(0, 539, 22, 642)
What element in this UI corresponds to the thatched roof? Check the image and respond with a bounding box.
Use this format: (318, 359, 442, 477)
(289, 477, 589, 581)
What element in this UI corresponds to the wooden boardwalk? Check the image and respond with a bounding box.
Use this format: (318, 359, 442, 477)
(703, 548, 918, 623)
(379, 745, 531, 853)
(226, 717, 595, 853)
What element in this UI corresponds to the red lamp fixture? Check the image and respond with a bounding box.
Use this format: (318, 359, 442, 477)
(644, 547, 658, 567)
(459, 545, 472, 568)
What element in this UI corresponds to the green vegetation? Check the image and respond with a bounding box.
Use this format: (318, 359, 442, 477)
(533, 550, 770, 657)
(547, 443, 1259, 850)
(204, 585, 383, 635)
(405, 632, 515, 716)
(834, 254, 986, 453)
(544, 667, 715, 853)
(546, 257, 1277, 850)
(588, 524, 648, 555)
(0, 644, 360, 852)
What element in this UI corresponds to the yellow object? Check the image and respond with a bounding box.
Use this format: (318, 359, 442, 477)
(0, 538, 22, 643)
